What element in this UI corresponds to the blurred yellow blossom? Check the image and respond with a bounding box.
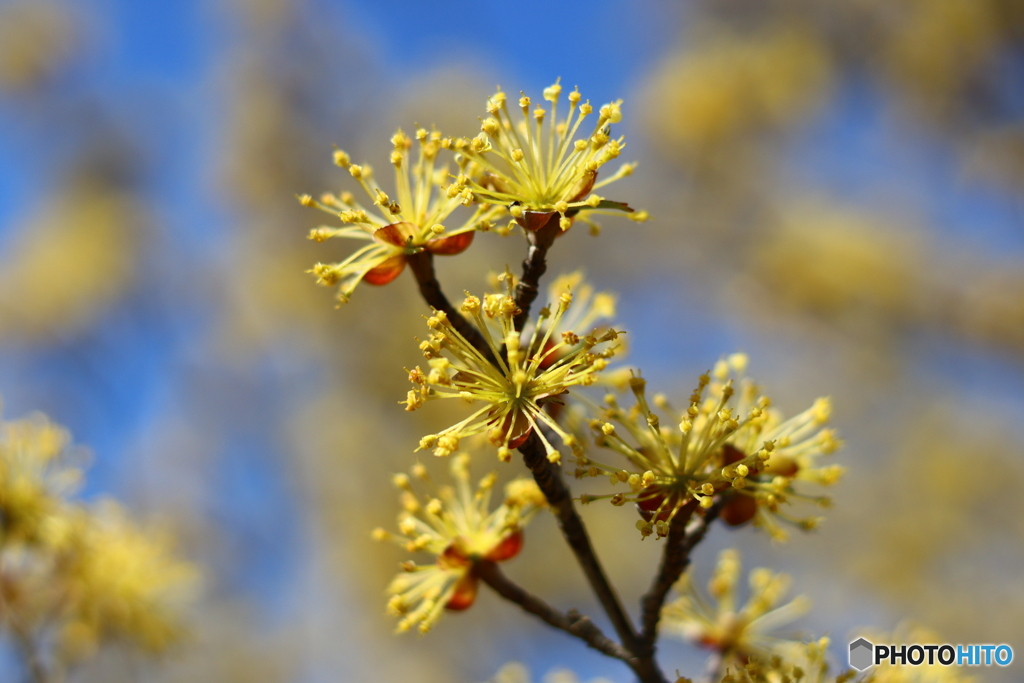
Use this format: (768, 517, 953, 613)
(485, 661, 616, 683)
(879, 0, 999, 118)
(0, 404, 82, 548)
(0, 185, 140, 343)
(642, 26, 831, 158)
(719, 638, 843, 683)
(0, 400, 197, 677)
(57, 500, 199, 660)
(746, 205, 922, 324)
(662, 549, 816, 670)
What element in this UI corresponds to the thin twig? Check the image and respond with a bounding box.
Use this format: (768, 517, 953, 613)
(517, 435, 667, 683)
(517, 435, 637, 646)
(405, 245, 637, 659)
(508, 215, 649, 665)
(639, 499, 723, 650)
(476, 560, 632, 661)
(406, 251, 495, 363)
(406, 219, 672, 683)
(512, 217, 560, 331)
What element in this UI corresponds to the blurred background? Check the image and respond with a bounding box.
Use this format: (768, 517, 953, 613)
(1, 0, 1023, 681)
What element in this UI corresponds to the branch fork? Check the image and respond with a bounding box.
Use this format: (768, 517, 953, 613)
(409, 217, 719, 683)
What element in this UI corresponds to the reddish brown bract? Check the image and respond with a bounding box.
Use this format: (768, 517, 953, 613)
(485, 529, 524, 562)
(444, 573, 479, 611)
(363, 255, 407, 285)
(426, 231, 474, 255)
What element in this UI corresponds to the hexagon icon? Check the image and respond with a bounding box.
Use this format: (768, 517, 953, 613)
(849, 637, 874, 671)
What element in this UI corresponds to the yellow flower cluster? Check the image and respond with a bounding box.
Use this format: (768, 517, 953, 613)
(0, 408, 82, 547)
(576, 354, 842, 540)
(719, 641, 845, 683)
(537, 272, 619, 341)
(373, 454, 546, 634)
(302, 128, 504, 304)
(485, 661, 622, 683)
(56, 502, 199, 658)
(0, 186, 140, 344)
(0, 401, 197, 672)
(302, 82, 647, 304)
(344, 81, 854, 681)
(405, 275, 623, 463)
(643, 27, 831, 157)
(451, 81, 648, 233)
(662, 549, 821, 673)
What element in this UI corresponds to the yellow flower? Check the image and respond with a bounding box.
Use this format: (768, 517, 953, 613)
(642, 27, 831, 157)
(576, 354, 842, 540)
(539, 272, 618, 337)
(452, 81, 648, 234)
(485, 661, 620, 683)
(0, 403, 82, 547)
(522, 272, 630, 411)
(0, 185, 140, 343)
(57, 500, 199, 659)
(0, 400, 198, 668)
(373, 454, 546, 634)
(405, 275, 623, 463)
(719, 638, 839, 683)
(302, 128, 503, 304)
(662, 549, 815, 670)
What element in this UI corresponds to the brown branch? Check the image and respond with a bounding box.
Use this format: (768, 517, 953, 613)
(512, 217, 560, 331)
(406, 251, 495, 364)
(406, 218, 670, 683)
(476, 560, 632, 662)
(405, 244, 636, 656)
(518, 434, 667, 683)
(639, 499, 724, 650)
